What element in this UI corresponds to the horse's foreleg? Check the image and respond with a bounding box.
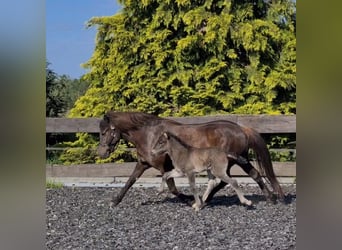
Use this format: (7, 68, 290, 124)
(165, 177, 194, 204)
(110, 162, 149, 207)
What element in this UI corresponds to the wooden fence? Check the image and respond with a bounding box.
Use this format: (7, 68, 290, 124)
(46, 115, 296, 178)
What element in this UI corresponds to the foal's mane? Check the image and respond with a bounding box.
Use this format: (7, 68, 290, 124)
(106, 111, 176, 132)
(165, 131, 192, 149)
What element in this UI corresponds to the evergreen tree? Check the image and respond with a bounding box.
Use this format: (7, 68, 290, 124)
(46, 62, 66, 117)
(46, 64, 91, 163)
(69, 0, 296, 118)
(59, 75, 90, 114)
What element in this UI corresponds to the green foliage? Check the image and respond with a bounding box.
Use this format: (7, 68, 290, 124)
(269, 149, 295, 162)
(46, 180, 63, 189)
(46, 62, 90, 117)
(61, 0, 296, 163)
(96, 142, 138, 163)
(267, 134, 296, 162)
(46, 62, 91, 164)
(245, 134, 295, 162)
(46, 62, 66, 117)
(46, 150, 64, 165)
(59, 75, 90, 115)
(69, 0, 296, 118)
(58, 133, 98, 164)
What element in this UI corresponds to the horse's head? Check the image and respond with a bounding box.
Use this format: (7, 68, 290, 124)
(151, 132, 170, 156)
(97, 114, 121, 159)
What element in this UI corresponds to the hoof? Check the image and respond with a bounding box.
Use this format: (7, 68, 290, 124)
(192, 202, 204, 212)
(242, 199, 252, 206)
(110, 198, 120, 208)
(157, 189, 165, 196)
(266, 194, 277, 204)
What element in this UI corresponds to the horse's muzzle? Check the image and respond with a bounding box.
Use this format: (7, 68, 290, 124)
(97, 145, 110, 159)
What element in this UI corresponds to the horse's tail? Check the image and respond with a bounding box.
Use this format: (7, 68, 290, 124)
(244, 127, 285, 199)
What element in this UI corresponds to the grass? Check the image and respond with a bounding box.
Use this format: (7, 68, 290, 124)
(46, 180, 64, 189)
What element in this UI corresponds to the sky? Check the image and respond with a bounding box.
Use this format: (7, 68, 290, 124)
(46, 0, 122, 79)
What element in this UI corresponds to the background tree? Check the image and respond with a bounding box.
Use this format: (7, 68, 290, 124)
(61, 0, 296, 164)
(46, 62, 90, 117)
(59, 75, 90, 114)
(46, 62, 91, 163)
(69, 0, 296, 118)
(46, 61, 66, 117)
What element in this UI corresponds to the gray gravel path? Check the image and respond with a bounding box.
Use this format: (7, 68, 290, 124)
(46, 185, 296, 249)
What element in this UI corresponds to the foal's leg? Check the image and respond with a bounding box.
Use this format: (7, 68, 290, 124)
(212, 166, 252, 206)
(202, 170, 221, 203)
(204, 157, 275, 203)
(158, 172, 170, 194)
(201, 153, 239, 201)
(163, 156, 194, 203)
(187, 173, 203, 211)
(203, 162, 234, 203)
(159, 169, 184, 194)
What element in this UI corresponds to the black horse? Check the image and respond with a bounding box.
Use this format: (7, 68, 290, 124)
(97, 111, 284, 206)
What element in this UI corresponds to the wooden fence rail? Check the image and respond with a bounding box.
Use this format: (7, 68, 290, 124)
(46, 115, 296, 178)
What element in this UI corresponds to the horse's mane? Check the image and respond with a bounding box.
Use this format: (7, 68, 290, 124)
(106, 111, 175, 132)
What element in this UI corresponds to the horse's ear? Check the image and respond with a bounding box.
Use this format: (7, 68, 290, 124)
(110, 124, 115, 130)
(163, 132, 169, 139)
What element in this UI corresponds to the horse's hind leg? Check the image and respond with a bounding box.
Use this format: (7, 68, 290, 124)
(238, 160, 274, 201)
(187, 173, 203, 211)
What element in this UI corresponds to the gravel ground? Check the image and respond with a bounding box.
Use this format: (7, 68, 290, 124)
(46, 184, 296, 249)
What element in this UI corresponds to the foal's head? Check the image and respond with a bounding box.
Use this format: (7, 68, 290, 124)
(97, 114, 121, 159)
(151, 132, 170, 156)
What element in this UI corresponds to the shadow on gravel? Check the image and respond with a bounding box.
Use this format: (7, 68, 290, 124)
(283, 193, 296, 204)
(206, 193, 296, 207)
(206, 194, 263, 208)
(141, 193, 296, 208)
(141, 196, 193, 206)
